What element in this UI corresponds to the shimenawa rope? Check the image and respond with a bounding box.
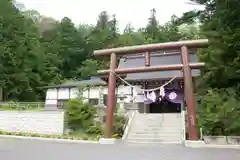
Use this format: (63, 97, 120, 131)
(109, 65, 187, 92)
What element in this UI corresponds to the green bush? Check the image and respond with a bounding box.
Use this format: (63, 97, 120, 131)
(65, 98, 127, 138)
(86, 125, 103, 135)
(100, 114, 126, 138)
(113, 115, 125, 137)
(65, 99, 97, 131)
(197, 88, 240, 136)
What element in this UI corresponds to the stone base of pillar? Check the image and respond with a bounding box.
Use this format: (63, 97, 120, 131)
(98, 138, 121, 144)
(184, 140, 205, 148)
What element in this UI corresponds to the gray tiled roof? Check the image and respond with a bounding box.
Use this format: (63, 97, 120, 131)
(43, 77, 106, 88)
(118, 52, 200, 81)
(44, 52, 201, 89)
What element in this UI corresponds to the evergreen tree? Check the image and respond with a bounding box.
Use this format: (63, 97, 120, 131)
(145, 8, 159, 42)
(0, 0, 43, 100)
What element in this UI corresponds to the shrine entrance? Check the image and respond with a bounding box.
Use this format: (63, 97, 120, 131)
(93, 39, 209, 140)
(149, 100, 181, 114)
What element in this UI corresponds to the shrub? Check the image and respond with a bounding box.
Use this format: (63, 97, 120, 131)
(113, 115, 125, 136)
(96, 135, 102, 140)
(86, 125, 103, 135)
(65, 99, 96, 131)
(197, 88, 240, 136)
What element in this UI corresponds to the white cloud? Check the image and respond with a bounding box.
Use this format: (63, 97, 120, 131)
(17, 0, 204, 31)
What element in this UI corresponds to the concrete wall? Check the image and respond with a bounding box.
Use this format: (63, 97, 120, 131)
(0, 111, 64, 135)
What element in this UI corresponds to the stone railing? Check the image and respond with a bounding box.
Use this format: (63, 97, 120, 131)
(203, 136, 240, 145)
(122, 110, 136, 140)
(181, 110, 186, 141)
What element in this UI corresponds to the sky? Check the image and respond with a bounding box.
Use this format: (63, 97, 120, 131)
(16, 0, 204, 31)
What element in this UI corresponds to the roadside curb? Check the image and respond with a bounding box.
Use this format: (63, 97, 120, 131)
(185, 140, 240, 149)
(0, 135, 99, 144)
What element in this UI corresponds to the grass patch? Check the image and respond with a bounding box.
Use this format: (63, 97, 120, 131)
(0, 106, 44, 111)
(0, 102, 45, 111)
(68, 130, 99, 140)
(0, 130, 99, 141)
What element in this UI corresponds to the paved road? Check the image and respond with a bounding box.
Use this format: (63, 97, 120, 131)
(0, 138, 239, 160)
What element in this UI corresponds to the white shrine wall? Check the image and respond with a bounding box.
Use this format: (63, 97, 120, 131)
(44, 85, 142, 109)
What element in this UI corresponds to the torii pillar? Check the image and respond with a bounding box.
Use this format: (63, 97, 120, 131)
(105, 53, 117, 138)
(181, 46, 198, 140)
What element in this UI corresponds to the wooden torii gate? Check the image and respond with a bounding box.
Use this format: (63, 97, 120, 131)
(93, 39, 208, 140)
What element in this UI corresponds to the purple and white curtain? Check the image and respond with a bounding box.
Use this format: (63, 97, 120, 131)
(144, 88, 183, 104)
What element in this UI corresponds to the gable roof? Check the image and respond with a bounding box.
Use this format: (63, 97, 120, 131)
(43, 77, 106, 89)
(118, 51, 200, 81)
(44, 51, 201, 89)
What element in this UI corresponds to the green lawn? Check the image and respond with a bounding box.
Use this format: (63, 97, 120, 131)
(0, 129, 99, 141)
(0, 107, 44, 111)
(0, 103, 45, 111)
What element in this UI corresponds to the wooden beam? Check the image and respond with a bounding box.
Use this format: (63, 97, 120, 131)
(93, 39, 208, 56)
(97, 62, 205, 75)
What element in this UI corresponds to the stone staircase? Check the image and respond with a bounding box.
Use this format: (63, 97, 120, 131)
(124, 112, 184, 145)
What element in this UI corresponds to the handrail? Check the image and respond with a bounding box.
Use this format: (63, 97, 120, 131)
(181, 110, 186, 141)
(123, 113, 129, 130)
(122, 111, 136, 140)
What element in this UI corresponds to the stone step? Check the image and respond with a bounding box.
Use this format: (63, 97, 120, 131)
(126, 142, 183, 146)
(125, 138, 183, 144)
(126, 138, 183, 144)
(132, 121, 181, 124)
(132, 126, 182, 129)
(133, 120, 181, 123)
(127, 134, 182, 138)
(133, 117, 181, 121)
(133, 117, 181, 122)
(128, 132, 182, 137)
(136, 113, 181, 117)
(132, 124, 182, 127)
(135, 116, 181, 120)
(134, 119, 180, 122)
(130, 130, 182, 134)
(131, 124, 182, 127)
(130, 127, 182, 132)
(129, 132, 182, 136)
(126, 142, 182, 145)
(127, 136, 182, 140)
(129, 134, 181, 138)
(125, 113, 184, 145)
(133, 119, 180, 122)
(129, 131, 182, 135)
